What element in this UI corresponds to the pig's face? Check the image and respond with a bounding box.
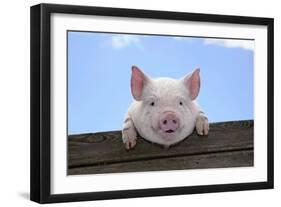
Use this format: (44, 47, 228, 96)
(131, 66, 200, 146)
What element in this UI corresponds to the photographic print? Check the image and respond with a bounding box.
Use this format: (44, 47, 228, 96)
(31, 3, 273, 203)
(67, 32, 254, 175)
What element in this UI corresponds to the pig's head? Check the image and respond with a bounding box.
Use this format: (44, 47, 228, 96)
(131, 65, 200, 146)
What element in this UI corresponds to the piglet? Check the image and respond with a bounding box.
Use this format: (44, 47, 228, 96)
(122, 66, 209, 149)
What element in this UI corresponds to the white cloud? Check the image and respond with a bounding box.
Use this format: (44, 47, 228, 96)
(171, 36, 195, 43)
(204, 38, 254, 51)
(111, 35, 142, 49)
(172, 36, 184, 40)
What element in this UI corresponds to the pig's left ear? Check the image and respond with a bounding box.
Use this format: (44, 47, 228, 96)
(131, 65, 151, 101)
(182, 68, 201, 100)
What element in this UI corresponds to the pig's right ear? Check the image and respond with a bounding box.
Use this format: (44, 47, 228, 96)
(131, 66, 150, 101)
(182, 68, 201, 100)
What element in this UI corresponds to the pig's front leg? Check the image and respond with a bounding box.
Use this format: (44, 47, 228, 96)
(195, 111, 209, 135)
(122, 114, 137, 150)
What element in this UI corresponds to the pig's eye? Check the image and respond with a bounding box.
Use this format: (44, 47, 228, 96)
(150, 102, 155, 106)
(179, 101, 183, 106)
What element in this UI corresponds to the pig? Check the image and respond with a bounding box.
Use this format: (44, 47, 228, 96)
(122, 65, 209, 150)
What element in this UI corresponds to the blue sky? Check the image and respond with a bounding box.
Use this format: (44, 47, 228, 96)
(68, 31, 254, 135)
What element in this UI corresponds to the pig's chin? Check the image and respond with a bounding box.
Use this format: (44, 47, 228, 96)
(147, 125, 190, 146)
(159, 129, 180, 140)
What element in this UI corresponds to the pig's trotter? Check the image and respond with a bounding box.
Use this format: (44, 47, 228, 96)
(122, 116, 137, 150)
(196, 112, 209, 136)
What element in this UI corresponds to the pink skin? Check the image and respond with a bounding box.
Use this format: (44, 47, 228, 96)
(159, 112, 180, 133)
(131, 66, 145, 101)
(124, 65, 205, 147)
(130, 66, 196, 141)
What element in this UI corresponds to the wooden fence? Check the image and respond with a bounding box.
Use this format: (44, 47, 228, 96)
(68, 120, 253, 175)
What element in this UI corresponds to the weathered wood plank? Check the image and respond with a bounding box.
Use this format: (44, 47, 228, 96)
(68, 150, 253, 175)
(68, 120, 253, 170)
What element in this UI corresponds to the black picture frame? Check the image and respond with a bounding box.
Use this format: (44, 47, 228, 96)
(30, 3, 274, 204)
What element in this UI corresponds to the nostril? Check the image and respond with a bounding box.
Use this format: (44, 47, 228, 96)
(163, 120, 167, 125)
(173, 120, 177, 124)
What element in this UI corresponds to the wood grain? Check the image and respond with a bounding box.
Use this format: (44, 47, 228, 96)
(68, 150, 253, 175)
(68, 120, 253, 175)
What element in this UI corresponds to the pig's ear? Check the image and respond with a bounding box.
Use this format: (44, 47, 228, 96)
(182, 68, 201, 100)
(131, 66, 150, 101)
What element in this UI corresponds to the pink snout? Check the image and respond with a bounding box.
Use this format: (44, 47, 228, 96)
(159, 112, 179, 132)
